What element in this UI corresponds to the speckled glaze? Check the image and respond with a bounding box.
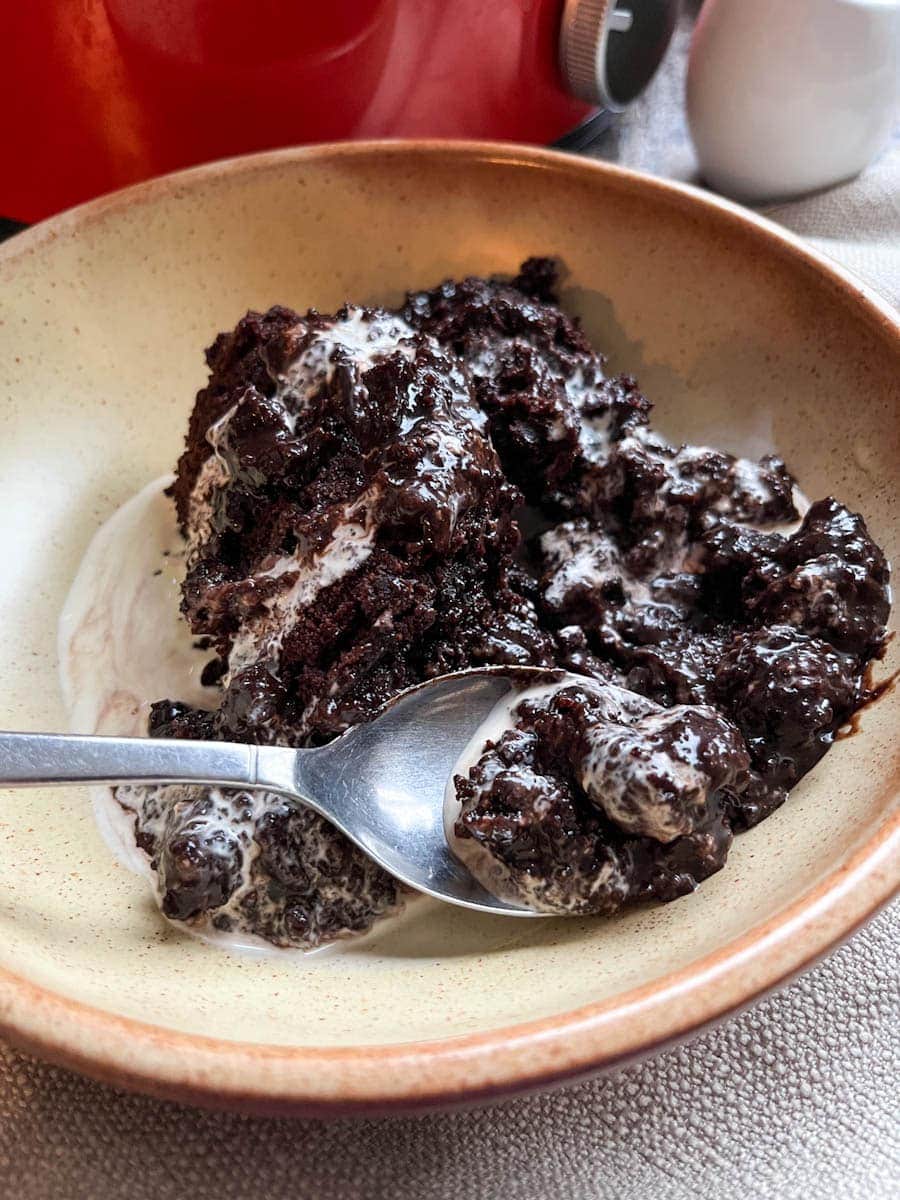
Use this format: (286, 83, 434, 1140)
(0, 143, 896, 1116)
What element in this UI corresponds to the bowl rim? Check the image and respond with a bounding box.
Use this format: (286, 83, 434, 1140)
(0, 139, 897, 1116)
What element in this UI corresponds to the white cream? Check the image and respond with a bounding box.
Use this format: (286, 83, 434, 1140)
(540, 519, 693, 612)
(184, 454, 230, 563)
(562, 362, 618, 466)
(225, 495, 377, 677)
(578, 408, 616, 463)
(58, 476, 216, 741)
(579, 706, 711, 842)
(540, 522, 622, 608)
(271, 308, 419, 421)
(58, 476, 219, 878)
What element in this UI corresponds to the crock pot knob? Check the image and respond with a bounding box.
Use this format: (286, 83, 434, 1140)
(559, 0, 680, 111)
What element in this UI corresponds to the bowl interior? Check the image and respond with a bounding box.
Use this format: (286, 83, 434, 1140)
(0, 146, 896, 1054)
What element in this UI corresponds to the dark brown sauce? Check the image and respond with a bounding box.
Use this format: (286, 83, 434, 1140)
(836, 635, 897, 740)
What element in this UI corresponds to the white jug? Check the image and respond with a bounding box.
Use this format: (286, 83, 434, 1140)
(687, 0, 900, 202)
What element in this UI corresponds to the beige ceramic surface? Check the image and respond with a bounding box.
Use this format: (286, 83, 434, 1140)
(0, 143, 897, 1115)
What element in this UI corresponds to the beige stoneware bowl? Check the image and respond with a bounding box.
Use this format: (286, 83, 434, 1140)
(0, 142, 897, 1116)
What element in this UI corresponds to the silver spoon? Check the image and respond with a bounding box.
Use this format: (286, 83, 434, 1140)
(0, 668, 563, 917)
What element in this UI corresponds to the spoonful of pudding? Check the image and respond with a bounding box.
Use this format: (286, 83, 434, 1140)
(0, 667, 749, 917)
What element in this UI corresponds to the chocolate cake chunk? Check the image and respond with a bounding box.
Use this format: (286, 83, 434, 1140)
(119, 259, 889, 947)
(451, 683, 747, 915)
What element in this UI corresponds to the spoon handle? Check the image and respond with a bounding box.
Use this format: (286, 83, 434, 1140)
(0, 731, 256, 790)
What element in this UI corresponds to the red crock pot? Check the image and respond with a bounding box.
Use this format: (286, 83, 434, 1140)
(0, 0, 679, 222)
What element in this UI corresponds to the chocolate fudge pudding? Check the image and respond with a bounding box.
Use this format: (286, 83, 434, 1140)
(120, 259, 890, 945)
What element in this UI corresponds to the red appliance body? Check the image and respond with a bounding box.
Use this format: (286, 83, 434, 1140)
(1, 0, 593, 221)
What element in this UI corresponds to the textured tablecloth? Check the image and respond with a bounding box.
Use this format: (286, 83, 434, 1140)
(1, 13, 898, 1200)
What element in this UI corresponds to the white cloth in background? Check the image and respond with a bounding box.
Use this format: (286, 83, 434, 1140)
(765, 149, 900, 308)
